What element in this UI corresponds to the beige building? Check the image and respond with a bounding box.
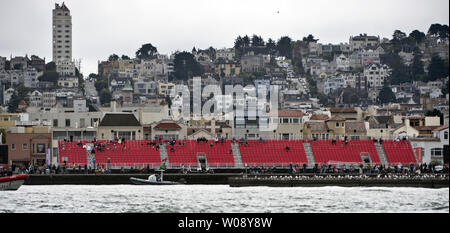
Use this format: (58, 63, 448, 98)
(52, 3, 72, 62)
(269, 110, 305, 140)
(97, 113, 143, 140)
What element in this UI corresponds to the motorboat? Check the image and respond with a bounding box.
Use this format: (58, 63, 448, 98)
(130, 170, 185, 185)
(0, 174, 28, 191)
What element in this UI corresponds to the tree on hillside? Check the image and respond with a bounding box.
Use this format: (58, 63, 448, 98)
(173, 52, 203, 80)
(409, 30, 426, 45)
(428, 24, 449, 39)
(136, 43, 158, 60)
(428, 55, 448, 81)
(266, 38, 277, 55)
(411, 52, 425, 81)
(302, 34, 318, 44)
(242, 35, 251, 48)
(377, 86, 396, 104)
(380, 52, 410, 84)
(100, 88, 112, 105)
(7, 84, 30, 113)
(38, 71, 59, 84)
(108, 54, 119, 61)
(251, 35, 265, 47)
(276, 36, 292, 58)
(45, 62, 56, 71)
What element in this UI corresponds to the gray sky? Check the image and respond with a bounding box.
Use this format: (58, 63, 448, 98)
(0, 0, 448, 75)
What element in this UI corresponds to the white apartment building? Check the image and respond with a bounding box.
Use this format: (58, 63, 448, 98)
(29, 90, 43, 107)
(24, 67, 39, 88)
(364, 64, 390, 90)
(349, 34, 380, 51)
(52, 3, 72, 62)
(216, 48, 235, 61)
(56, 60, 76, 77)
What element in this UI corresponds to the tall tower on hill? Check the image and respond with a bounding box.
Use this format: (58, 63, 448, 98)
(52, 2, 72, 62)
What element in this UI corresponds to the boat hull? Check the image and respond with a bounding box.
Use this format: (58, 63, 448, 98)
(129, 177, 183, 185)
(0, 174, 28, 191)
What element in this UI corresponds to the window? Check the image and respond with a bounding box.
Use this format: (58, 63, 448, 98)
(444, 131, 448, 140)
(65, 119, 70, 127)
(36, 144, 46, 153)
(282, 118, 289, 124)
(293, 118, 299, 124)
(23, 143, 28, 150)
(336, 122, 340, 127)
(431, 148, 443, 157)
(11, 144, 15, 150)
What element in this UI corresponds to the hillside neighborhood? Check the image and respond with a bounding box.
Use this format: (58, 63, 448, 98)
(0, 3, 448, 168)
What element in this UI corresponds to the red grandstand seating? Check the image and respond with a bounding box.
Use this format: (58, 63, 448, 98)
(309, 140, 381, 165)
(93, 140, 161, 166)
(382, 140, 416, 164)
(239, 140, 308, 166)
(166, 140, 234, 166)
(58, 140, 89, 165)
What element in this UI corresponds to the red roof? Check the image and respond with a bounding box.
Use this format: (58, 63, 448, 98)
(154, 122, 181, 130)
(433, 125, 449, 132)
(269, 110, 304, 117)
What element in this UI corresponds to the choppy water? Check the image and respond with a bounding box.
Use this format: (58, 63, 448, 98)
(0, 185, 448, 213)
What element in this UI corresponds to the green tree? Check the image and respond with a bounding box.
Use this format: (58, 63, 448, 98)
(94, 77, 109, 93)
(302, 34, 318, 44)
(266, 38, 277, 55)
(121, 55, 130, 60)
(409, 30, 426, 45)
(108, 54, 119, 61)
(173, 52, 203, 80)
(428, 55, 448, 81)
(7, 84, 30, 113)
(251, 34, 265, 47)
(136, 43, 158, 60)
(411, 49, 425, 80)
(276, 36, 292, 58)
(377, 86, 396, 104)
(380, 52, 410, 84)
(38, 71, 59, 84)
(428, 24, 449, 39)
(100, 88, 112, 105)
(45, 62, 56, 71)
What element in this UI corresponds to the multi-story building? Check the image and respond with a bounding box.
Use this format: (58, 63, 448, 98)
(42, 91, 57, 108)
(349, 34, 380, 51)
(57, 76, 78, 88)
(364, 64, 390, 90)
(216, 48, 235, 61)
(323, 76, 346, 94)
(215, 59, 241, 77)
(8, 70, 24, 86)
(56, 60, 76, 77)
(29, 90, 43, 107)
(0, 56, 6, 70)
(9, 56, 29, 70)
(52, 2, 72, 62)
(24, 67, 39, 88)
(241, 55, 265, 73)
(29, 55, 46, 72)
(335, 54, 350, 71)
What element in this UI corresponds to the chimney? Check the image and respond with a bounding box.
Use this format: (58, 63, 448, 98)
(110, 100, 116, 112)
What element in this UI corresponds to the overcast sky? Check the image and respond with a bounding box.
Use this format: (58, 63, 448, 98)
(0, 0, 448, 75)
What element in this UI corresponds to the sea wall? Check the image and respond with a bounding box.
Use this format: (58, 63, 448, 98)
(228, 177, 449, 188)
